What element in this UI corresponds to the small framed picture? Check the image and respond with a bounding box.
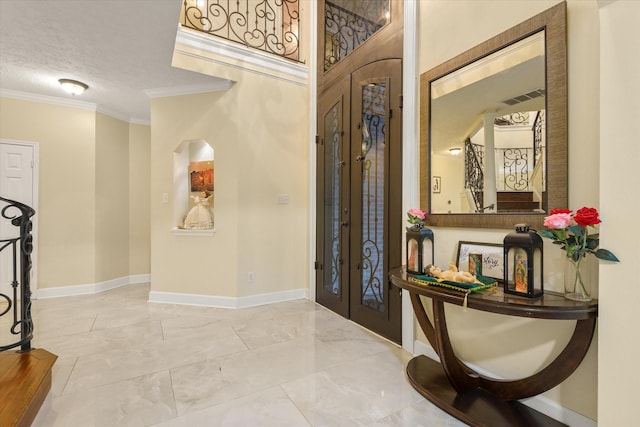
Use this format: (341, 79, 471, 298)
(456, 241, 504, 282)
(189, 161, 214, 192)
(432, 176, 441, 193)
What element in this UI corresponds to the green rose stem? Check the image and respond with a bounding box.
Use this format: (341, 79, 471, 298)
(569, 257, 589, 299)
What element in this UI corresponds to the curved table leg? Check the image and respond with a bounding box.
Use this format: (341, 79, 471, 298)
(410, 292, 477, 382)
(433, 300, 480, 395)
(410, 292, 437, 350)
(430, 297, 598, 400)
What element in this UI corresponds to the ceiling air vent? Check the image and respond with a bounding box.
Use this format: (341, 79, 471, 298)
(502, 89, 545, 106)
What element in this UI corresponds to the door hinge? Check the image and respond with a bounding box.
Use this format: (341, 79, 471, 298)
(314, 261, 322, 270)
(389, 109, 393, 119)
(315, 135, 320, 145)
(399, 95, 403, 109)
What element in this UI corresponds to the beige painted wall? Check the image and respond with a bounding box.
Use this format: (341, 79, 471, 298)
(235, 75, 309, 298)
(150, 91, 240, 297)
(149, 72, 309, 299)
(598, 1, 640, 425)
(95, 113, 130, 282)
(0, 98, 97, 288)
(129, 124, 151, 276)
(0, 97, 151, 288)
(418, 0, 601, 420)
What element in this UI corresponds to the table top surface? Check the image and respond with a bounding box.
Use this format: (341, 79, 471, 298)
(390, 266, 598, 320)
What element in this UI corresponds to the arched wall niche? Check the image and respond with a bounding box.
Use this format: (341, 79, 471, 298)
(173, 139, 215, 233)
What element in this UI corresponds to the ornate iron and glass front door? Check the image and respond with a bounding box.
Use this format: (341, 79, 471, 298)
(316, 60, 402, 343)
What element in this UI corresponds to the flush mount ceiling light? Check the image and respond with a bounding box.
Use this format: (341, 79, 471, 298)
(449, 147, 462, 155)
(58, 79, 88, 96)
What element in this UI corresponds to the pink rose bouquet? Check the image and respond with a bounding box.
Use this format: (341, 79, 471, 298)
(407, 208, 427, 226)
(538, 207, 619, 262)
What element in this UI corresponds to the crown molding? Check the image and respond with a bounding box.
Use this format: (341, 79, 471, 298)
(96, 104, 134, 123)
(1, 88, 151, 125)
(1, 88, 97, 112)
(174, 25, 308, 86)
(129, 118, 151, 126)
(144, 79, 234, 99)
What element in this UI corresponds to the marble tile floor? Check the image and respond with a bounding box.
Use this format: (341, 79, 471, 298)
(25, 284, 467, 427)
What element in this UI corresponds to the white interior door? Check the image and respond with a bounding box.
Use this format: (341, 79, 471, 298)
(1, 141, 36, 298)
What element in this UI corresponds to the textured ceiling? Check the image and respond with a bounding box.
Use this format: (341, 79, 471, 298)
(0, 0, 227, 123)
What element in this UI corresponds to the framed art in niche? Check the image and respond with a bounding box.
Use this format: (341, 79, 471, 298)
(189, 161, 214, 192)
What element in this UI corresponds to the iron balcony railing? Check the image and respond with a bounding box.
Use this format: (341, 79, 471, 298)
(181, 0, 301, 62)
(0, 196, 35, 352)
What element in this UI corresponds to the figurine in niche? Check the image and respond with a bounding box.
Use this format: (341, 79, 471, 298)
(183, 191, 214, 229)
(425, 262, 480, 284)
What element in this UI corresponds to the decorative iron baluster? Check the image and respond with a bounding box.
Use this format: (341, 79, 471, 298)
(494, 112, 531, 127)
(324, 1, 389, 71)
(0, 196, 35, 352)
(501, 148, 532, 191)
(464, 140, 484, 212)
(182, 0, 301, 62)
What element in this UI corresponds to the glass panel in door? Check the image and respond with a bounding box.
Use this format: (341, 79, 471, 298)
(322, 100, 343, 297)
(360, 82, 387, 312)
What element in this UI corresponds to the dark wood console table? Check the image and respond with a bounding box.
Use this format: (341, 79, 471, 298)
(390, 266, 598, 427)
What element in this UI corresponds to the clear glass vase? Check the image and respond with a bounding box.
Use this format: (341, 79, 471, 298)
(564, 256, 592, 302)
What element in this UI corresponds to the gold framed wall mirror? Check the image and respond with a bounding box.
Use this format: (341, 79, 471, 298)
(420, 1, 567, 229)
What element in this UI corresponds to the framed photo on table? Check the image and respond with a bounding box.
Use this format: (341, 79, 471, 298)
(456, 241, 503, 282)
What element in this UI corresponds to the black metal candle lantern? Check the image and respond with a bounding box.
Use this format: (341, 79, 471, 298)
(406, 225, 434, 275)
(503, 224, 543, 298)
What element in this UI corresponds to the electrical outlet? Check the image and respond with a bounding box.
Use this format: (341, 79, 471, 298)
(277, 194, 289, 205)
(162, 193, 169, 203)
(248, 272, 255, 283)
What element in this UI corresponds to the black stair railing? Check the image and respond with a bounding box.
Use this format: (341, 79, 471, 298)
(0, 196, 35, 352)
(532, 110, 545, 167)
(464, 139, 484, 212)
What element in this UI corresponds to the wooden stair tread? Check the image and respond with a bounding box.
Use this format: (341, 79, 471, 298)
(0, 348, 57, 427)
(496, 192, 540, 212)
(497, 191, 535, 201)
(497, 202, 540, 210)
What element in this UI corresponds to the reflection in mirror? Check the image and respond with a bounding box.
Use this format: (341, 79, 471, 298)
(430, 31, 546, 214)
(324, 0, 390, 71)
(420, 2, 567, 229)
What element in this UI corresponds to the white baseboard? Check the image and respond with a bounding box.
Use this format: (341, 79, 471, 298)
(413, 340, 597, 427)
(129, 274, 151, 284)
(33, 275, 306, 310)
(148, 288, 308, 309)
(34, 274, 150, 299)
